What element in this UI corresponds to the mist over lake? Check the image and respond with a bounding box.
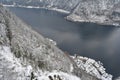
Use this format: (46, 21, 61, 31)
(9, 7, 120, 78)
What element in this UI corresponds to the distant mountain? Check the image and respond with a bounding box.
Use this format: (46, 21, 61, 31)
(67, 0, 120, 26)
(0, 5, 112, 80)
(0, 0, 120, 26)
(0, 0, 80, 11)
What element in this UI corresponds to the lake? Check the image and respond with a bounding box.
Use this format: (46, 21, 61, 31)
(8, 7, 120, 78)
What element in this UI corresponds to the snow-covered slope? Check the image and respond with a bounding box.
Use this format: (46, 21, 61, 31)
(0, 4, 113, 80)
(0, 0, 120, 26)
(0, 4, 74, 73)
(0, 5, 81, 80)
(71, 56, 112, 80)
(0, 46, 81, 80)
(67, 0, 120, 26)
(0, 0, 80, 11)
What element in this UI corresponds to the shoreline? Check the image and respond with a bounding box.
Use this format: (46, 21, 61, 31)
(3, 4, 70, 14)
(66, 14, 120, 27)
(3, 4, 120, 27)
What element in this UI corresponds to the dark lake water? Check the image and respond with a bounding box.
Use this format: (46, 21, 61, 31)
(8, 7, 120, 78)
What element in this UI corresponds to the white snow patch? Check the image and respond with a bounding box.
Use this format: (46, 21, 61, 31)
(3, 4, 15, 7)
(46, 38, 57, 45)
(70, 64, 74, 72)
(49, 7, 70, 14)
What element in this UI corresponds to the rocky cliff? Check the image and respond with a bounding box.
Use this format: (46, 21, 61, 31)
(0, 0, 120, 26)
(0, 5, 113, 80)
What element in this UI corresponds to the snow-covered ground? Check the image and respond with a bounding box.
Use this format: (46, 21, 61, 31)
(0, 46, 81, 80)
(0, 45, 113, 80)
(71, 55, 112, 80)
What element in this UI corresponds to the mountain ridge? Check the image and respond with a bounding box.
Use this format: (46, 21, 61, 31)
(0, 0, 120, 26)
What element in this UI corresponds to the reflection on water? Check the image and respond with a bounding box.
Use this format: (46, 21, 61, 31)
(9, 7, 120, 78)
